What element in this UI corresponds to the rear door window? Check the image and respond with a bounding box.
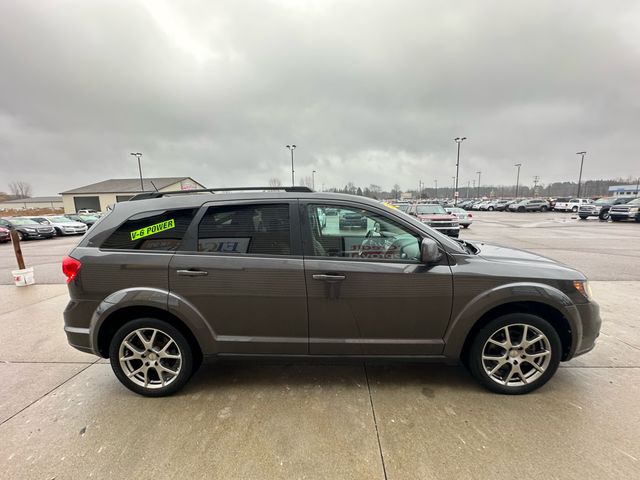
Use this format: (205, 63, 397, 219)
(101, 209, 196, 251)
(197, 204, 291, 256)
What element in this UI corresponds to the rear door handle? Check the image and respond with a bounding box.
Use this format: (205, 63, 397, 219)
(176, 269, 208, 277)
(312, 274, 346, 282)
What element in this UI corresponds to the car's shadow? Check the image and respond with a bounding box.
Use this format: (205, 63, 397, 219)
(179, 360, 482, 396)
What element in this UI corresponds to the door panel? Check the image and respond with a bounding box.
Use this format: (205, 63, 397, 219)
(168, 201, 307, 354)
(305, 259, 452, 354)
(169, 255, 307, 354)
(302, 202, 453, 355)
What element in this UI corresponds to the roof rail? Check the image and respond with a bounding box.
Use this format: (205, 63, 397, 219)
(128, 186, 313, 201)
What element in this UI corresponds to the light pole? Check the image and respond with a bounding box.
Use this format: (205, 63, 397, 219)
(576, 151, 586, 197)
(467, 180, 471, 198)
(286, 145, 296, 186)
(130, 152, 144, 191)
(434, 179, 438, 199)
(312, 170, 316, 190)
(451, 176, 456, 199)
(514, 163, 522, 198)
(476, 171, 482, 198)
(453, 137, 467, 206)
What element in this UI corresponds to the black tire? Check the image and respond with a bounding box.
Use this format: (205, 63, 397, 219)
(611, 217, 621, 222)
(462, 224, 469, 229)
(572, 206, 578, 212)
(598, 211, 610, 221)
(579, 216, 588, 220)
(17, 231, 25, 241)
(109, 318, 194, 397)
(540, 206, 548, 212)
(517, 207, 525, 212)
(488, 206, 494, 211)
(468, 313, 562, 395)
(55, 228, 63, 236)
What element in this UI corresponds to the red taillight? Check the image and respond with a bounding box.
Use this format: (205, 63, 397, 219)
(468, 214, 473, 217)
(62, 256, 81, 284)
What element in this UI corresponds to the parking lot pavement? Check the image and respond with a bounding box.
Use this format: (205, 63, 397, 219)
(462, 211, 640, 281)
(0, 235, 79, 285)
(0, 213, 639, 479)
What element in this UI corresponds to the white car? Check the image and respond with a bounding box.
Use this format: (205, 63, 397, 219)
(27, 215, 88, 235)
(445, 207, 473, 228)
(553, 198, 593, 212)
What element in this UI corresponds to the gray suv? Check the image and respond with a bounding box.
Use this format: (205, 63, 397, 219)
(63, 187, 601, 397)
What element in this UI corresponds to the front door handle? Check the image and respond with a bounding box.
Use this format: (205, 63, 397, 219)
(312, 274, 346, 282)
(176, 269, 208, 277)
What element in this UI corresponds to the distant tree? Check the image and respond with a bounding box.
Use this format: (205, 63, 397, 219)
(9, 181, 32, 199)
(301, 176, 314, 188)
(391, 184, 401, 199)
(368, 184, 381, 199)
(356, 187, 363, 196)
(268, 178, 282, 187)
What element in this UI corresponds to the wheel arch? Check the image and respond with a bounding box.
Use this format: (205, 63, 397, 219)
(444, 282, 581, 362)
(96, 305, 203, 365)
(458, 301, 573, 367)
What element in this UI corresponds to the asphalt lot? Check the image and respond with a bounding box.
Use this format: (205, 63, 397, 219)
(0, 211, 639, 479)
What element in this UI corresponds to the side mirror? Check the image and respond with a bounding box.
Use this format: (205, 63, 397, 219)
(420, 237, 442, 264)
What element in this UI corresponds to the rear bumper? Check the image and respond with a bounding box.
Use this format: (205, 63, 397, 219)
(63, 298, 99, 355)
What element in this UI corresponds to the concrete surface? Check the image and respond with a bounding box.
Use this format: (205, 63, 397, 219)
(0, 212, 638, 479)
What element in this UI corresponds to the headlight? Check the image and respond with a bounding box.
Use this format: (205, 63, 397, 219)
(573, 280, 592, 299)
(24, 228, 36, 232)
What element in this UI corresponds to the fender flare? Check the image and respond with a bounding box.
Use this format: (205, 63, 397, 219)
(90, 287, 217, 355)
(443, 282, 582, 358)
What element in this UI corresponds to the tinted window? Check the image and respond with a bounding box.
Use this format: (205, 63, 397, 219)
(198, 204, 290, 256)
(101, 209, 196, 251)
(307, 204, 420, 261)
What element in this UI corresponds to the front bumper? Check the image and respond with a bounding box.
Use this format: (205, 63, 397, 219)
(571, 300, 602, 359)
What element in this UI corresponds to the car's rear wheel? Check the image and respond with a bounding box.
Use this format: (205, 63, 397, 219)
(572, 206, 578, 212)
(599, 211, 610, 221)
(109, 318, 194, 397)
(540, 206, 548, 212)
(579, 215, 588, 220)
(468, 313, 562, 394)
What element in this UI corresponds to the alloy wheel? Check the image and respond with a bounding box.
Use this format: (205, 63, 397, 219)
(118, 328, 182, 389)
(481, 323, 552, 387)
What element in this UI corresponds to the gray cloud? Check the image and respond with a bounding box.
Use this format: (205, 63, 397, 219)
(1, 0, 639, 195)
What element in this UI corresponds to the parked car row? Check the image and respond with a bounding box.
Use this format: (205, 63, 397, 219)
(389, 196, 639, 224)
(0, 213, 101, 241)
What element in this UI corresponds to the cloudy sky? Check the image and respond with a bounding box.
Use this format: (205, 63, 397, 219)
(1, 0, 639, 195)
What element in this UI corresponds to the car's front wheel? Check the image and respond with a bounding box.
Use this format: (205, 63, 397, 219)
(599, 210, 610, 221)
(109, 318, 194, 397)
(468, 313, 562, 394)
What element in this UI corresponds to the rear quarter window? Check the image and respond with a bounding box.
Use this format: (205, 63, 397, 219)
(101, 208, 196, 251)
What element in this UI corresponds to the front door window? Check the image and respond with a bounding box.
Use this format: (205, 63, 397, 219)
(306, 205, 420, 261)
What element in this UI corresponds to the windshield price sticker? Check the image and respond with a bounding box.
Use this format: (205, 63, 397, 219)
(130, 219, 175, 241)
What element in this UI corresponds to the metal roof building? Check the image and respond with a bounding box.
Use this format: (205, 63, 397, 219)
(608, 184, 639, 197)
(60, 177, 205, 213)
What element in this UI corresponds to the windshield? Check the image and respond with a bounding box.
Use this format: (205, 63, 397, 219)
(79, 215, 98, 221)
(415, 204, 446, 215)
(627, 198, 640, 206)
(10, 218, 39, 226)
(48, 216, 72, 223)
(594, 197, 613, 205)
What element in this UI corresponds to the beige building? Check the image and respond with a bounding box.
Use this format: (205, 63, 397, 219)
(60, 177, 205, 213)
(0, 196, 63, 211)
